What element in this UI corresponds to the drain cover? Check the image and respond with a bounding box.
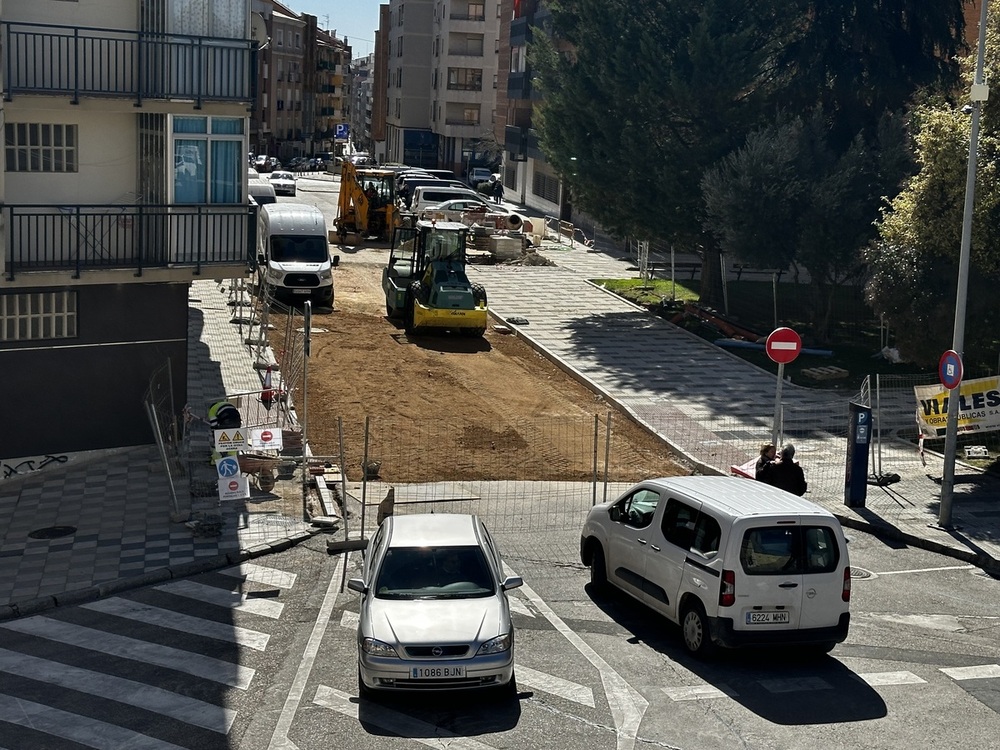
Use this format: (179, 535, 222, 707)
(850, 567, 875, 580)
(28, 525, 77, 540)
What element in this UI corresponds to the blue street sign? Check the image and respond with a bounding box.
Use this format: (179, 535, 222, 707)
(217, 456, 240, 478)
(939, 349, 963, 390)
(335, 123, 350, 139)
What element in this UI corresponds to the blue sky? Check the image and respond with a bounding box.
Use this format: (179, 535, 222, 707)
(287, 1, 382, 58)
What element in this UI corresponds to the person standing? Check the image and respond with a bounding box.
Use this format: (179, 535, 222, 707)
(764, 444, 808, 496)
(493, 178, 504, 204)
(754, 443, 777, 480)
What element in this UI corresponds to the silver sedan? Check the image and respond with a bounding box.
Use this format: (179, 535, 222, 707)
(348, 513, 522, 696)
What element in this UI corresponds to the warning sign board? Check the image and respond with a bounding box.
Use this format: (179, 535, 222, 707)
(249, 427, 283, 450)
(218, 475, 250, 501)
(214, 429, 248, 452)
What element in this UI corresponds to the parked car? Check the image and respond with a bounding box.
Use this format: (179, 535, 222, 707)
(580, 475, 851, 657)
(268, 170, 296, 196)
(348, 513, 523, 696)
(420, 198, 515, 222)
(467, 167, 493, 188)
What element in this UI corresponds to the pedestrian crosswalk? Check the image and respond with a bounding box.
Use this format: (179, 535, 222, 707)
(0, 562, 294, 750)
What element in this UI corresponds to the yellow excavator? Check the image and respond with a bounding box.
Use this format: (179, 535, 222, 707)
(334, 162, 400, 243)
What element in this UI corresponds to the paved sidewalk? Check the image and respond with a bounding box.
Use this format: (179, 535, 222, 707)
(2, 207, 998, 621)
(0, 280, 331, 620)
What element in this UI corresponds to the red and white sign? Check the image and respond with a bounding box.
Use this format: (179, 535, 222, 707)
(218, 475, 250, 502)
(249, 426, 283, 450)
(765, 327, 802, 364)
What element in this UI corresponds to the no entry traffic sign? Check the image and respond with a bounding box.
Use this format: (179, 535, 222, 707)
(765, 327, 802, 365)
(939, 349, 963, 390)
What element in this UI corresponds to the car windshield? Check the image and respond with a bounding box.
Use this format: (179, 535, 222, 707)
(269, 235, 329, 263)
(375, 546, 495, 599)
(271, 172, 293, 181)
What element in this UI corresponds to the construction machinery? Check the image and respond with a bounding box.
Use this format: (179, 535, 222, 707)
(334, 162, 399, 243)
(382, 219, 489, 337)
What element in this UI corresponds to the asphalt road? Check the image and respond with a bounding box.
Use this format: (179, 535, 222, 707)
(2, 504, 999, 749)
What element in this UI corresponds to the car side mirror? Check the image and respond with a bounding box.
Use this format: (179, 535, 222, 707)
(346, 578, 367, 594)
(331, 255, 341, 267)
(501, 576, 523, 591)
(609, 506, 622, 523)
(257, 253, 266, 266)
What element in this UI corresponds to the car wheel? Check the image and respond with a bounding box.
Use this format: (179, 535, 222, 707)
(589, 543, 608, 591)
(681, 601, 715, 658)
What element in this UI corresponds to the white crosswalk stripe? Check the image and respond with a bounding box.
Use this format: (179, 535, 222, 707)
(516, 664, 594, 706)
(82, 597, 271, 651)
(941, 664, 1000, 681)
(0, 564, 296, 749)
(155, 578, 285, 618)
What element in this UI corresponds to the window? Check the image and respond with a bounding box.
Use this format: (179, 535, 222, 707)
(1, 292, 77, 342)
(611, 489, 660, 529)
(447, 68, 482, 91)
(398, 37, 403, 56)
(660, 499, 699, 550)
(5, 124, 78, 173)
(739, 527, 840, 575)
(173, 116, 245, 204)
(691, 514, 722, 556)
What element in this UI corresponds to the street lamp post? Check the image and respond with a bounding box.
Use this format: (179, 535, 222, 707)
(939, 0, 990, 528)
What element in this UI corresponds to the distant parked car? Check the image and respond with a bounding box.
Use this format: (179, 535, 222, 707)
(467, 167, 493, 188)
(268, 170, 297, 196)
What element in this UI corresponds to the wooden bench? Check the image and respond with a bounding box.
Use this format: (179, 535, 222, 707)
(731, 263, 784, 281)
(639, 261, 701, 280)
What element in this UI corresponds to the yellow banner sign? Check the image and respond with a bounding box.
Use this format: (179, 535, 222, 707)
(914, 375, 1000, 437)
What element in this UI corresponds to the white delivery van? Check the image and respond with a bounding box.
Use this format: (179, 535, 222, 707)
(411, 185, 483, 213)
(248, 178, 277, 205)
(257, 204, 339, 306)
(581, 475, 851, 656)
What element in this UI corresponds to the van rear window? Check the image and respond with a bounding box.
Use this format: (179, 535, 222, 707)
(739, 526, 839, 575)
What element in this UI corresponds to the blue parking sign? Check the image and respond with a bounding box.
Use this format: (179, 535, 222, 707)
(335, 123, 350, 139)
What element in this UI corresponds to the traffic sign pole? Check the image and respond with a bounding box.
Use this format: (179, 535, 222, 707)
(765, 328, 801, 447)
(772, 364, 785, 447)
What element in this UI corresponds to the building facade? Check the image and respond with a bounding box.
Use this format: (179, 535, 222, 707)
(0, 0, 257, 458)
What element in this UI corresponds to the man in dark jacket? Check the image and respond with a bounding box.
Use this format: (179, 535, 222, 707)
(760, 444, 807, 496)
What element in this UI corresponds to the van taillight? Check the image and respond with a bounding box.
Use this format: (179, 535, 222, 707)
(719, 569, 735, 607)
(842, 567, 852, 602)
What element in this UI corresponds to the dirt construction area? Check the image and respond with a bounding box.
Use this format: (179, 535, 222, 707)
(272, 261, 688, 485)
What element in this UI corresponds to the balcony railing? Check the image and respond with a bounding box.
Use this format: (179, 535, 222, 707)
(450, 13, 486, 21)
(444, 118, 480, 127)
(4, 204, 256, 280)
(2, 21, 255, 106)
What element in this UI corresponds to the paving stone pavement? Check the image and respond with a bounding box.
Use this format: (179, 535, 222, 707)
(2, 217, 999, 621)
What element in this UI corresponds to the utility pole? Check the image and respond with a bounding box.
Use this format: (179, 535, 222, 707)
(939, 0, 990, 527)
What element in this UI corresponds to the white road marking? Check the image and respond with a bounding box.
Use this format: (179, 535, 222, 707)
(0, 694, 186, 750)
(506, 563, 648, 750)
(759, 676, 833, 693)
(874, 565, 975, 576)
(940, 664, 1000, 681)
(0, 617, 254, 689)
(313, 685, 499, 749)
(267, 554, 346, 750)
(508, 595, 534, 618)
(866, 613, 965, 632)
(856, 671, 927, 687)
(155, 579, 284, 619)
(662, 684, 737, 701)
(220, 562, 298, 589)
(516, 664, 595, 707)
(82, 597, 271, 650)
(0, 647, 236, 733)
(340, 610, 359, 629)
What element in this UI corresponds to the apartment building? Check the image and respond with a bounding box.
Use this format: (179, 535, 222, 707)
(250, 1, 351, 161)
(498, 0, 562, 216)
(430, 0, 501, 176)
(351, 54, 376, 155)
(0, 0, 257, 458)
(385, 0, 435, 167)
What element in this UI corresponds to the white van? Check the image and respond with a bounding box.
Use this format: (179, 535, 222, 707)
(411, 185, 483, 213)
(581, 475, 850, 656)
(248, 178, 277, 206)
(257, 204, 339, 306)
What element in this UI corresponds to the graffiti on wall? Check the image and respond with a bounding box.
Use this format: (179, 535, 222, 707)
(1, 454, 69, 479)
